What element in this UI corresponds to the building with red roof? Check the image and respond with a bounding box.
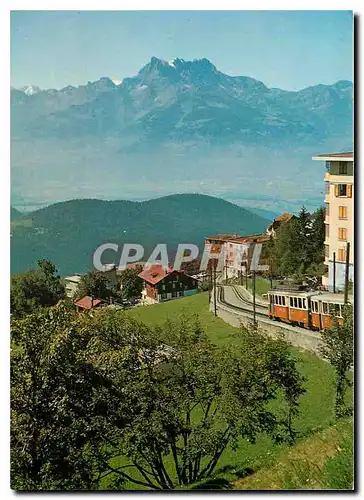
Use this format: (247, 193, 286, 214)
(138, 265, 198, 304)
(74, 295, 105, 311)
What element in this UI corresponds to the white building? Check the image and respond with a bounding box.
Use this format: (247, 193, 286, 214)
(312, 152, 354, 292)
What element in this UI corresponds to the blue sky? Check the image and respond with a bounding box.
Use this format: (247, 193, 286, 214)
(11, 10, 353, 91)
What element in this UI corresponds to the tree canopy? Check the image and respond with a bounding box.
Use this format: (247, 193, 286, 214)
(10, 259, 65, 318)
(11, 305, 306, 490)
(119, 267, 143, 300)
(267, 206, 325, 281)
(76, 270, 120, 300)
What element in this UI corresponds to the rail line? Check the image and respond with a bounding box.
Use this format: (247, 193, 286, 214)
(230, 285, 268, 315)
(218, 285, 268, 320)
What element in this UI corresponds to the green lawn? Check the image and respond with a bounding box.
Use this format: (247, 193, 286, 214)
(98, 292, 352, 490)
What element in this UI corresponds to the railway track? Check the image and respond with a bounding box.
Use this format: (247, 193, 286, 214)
(230, 285, 268, 315)
(218, 285, 268, 320)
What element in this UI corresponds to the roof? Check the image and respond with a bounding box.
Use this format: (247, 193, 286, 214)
(64, 274, 82, 283)
(312, 152, 353, 162)
(205, 234, 240, 242)
(274, 212, 294, 223)
(229, 233, 270, 244)
(74, 296, 104, 310)
(138, 265, 182, 285)
(312, 293, 354, 304)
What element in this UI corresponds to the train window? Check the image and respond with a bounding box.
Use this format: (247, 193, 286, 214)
(338, 305, 342, 317)
(279, 296, 282, 305)
(322, 303, 328, 315)
(274, 296, 277, 304)
(303, 299, 306, 309)
(334, 304, 340, 316)
(294, 298, 298, 308)
(312, 302, 317, 313)
(282, 296, 286, 306)
(290, 297, 293, 307)
(298, 298, 302, 309)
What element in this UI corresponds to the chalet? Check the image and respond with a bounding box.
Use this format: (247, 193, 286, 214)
(138, 265, 198, 304)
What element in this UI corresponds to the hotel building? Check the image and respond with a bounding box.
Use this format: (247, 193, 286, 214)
(312, 152, 354, 291)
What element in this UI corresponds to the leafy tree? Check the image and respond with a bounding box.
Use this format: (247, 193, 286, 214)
(76, 270, 119, 300)
(92, 314, 306, 489)
(11, 259, 65, 318)
(11, 306, 306, 490)
(11, 304, 114, 490)
(266, 206, 325, 282)
(119, 267, 143, 300)
(319, 304, 354, 418)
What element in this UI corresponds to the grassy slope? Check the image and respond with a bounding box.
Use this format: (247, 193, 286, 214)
(105, 292, 351, 490)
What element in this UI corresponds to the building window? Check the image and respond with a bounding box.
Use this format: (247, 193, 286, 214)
(325, 224, 329, 238)
(172, 283, 176, 289)
(325, 181, 330, 194)
(325, 161, 331, 172)
(335, 184, 347, 197)
(339, 206, 348, 219)
(324, 244, 329, 258)
(325, 202, 329, 217)
(338, 248, 346, 261)
(172, 291, 177, 298)
(338, 162, 348, 175)
(338, 228, 347, 241)
(162, 284, 166, 291)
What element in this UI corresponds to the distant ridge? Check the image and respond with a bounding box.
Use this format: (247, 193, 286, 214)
(11, 194, 269, 275)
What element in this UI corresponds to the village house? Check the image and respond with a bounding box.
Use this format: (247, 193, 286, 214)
(223, 234, 271, 278)
(138, 265, 198, 304)
(204, 234, 240, 256)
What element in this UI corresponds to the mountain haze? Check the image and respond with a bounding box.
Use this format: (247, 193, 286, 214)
(11, 57, 353, 212)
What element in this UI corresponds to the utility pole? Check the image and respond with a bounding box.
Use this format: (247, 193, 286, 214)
(213, 260, 217, 316)
(252, 270, 256, 326)
(269, 255, 273, 290)
(240, 263, 243, 285)
(333, 252, 336, 293)
(344, 242, 350, 304)
(225, 259, 228, 284)
(208, 261, 213, 303)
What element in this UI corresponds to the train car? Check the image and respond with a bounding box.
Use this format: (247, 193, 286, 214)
(268, 290, 290, 323)
(311, 293, 352, 330)
(287, 291, 319, 328)
(268, 288, 353, 331)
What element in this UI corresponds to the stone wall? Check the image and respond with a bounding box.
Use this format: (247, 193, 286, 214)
(211, 298, 323, 358)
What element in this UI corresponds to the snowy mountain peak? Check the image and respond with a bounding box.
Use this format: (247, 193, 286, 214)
(20, 85, 42, 96)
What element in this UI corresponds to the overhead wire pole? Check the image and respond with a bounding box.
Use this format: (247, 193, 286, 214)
(213, 259, 217, 316)
(252, 269, 256, 326)
(333, 251, 336, 294)
(344, 242, 350, 304)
